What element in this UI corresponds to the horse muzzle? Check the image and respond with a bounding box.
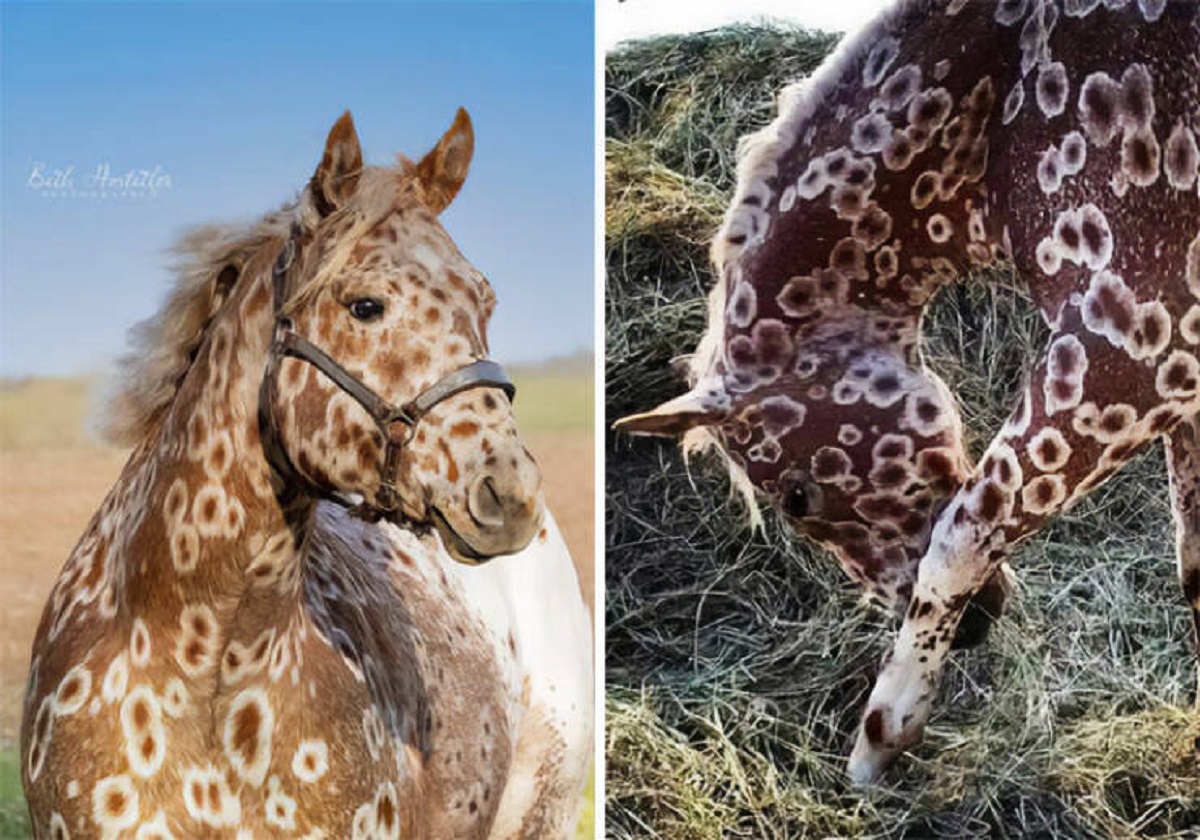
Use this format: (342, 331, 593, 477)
(430, 470, 543, 564)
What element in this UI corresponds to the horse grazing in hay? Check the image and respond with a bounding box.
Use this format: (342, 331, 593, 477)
(616, 0, 1199, 784)
(21, 111, 592, 837)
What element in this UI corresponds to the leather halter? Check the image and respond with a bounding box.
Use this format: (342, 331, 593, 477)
(258, 223, 516, 515)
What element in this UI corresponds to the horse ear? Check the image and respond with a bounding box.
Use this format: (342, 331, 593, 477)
(310, 111, 363, 216)
(416, 107, 474, 214)
(613, 390, 726, 437)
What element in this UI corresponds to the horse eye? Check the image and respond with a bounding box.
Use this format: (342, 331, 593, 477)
(348, 298, 384, 321)
(783, 486, 809, 518)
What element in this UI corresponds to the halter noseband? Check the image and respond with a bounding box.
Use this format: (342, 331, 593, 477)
(259, 223, 516, 515)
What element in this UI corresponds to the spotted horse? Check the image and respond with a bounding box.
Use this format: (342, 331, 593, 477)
(21, 111, 592, 837)
(616, 0, 1199, 785)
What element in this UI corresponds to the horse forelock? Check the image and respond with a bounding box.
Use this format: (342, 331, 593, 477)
(281, 165, 432, 315)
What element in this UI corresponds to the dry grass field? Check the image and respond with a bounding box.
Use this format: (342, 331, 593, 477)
(606, 25, 1200, 839)
(0, 368, 593, 838)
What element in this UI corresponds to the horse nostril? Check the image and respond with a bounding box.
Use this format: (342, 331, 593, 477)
(467, 475, 506, 530)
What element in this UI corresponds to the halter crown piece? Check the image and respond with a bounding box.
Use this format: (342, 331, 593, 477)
(258, 223, 516, 517)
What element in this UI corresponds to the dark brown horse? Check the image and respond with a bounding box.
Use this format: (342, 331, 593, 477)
(618, 0, 1199, 783)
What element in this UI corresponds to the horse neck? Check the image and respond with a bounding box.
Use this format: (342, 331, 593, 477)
(722, 1, 1031, 363)
(115, 265, 310, 632)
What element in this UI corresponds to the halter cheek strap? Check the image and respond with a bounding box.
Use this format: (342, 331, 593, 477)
(258, 224, 516, 516)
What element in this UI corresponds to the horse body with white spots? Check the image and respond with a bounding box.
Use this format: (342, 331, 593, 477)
(21, 112, 591, 837)
(617, 0, 1198, 784)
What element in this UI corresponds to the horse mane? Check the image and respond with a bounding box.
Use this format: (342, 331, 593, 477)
(697, 0, 923, 384)
(101, 164, 429, 448)
(100, 210, 293, 447)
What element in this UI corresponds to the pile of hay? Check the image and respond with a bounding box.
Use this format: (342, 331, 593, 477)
(605, 24, 1200, 838)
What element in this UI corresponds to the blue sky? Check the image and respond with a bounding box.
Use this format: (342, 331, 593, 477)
(0, 1, 594, 377)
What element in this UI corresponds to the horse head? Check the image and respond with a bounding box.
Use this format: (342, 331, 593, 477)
(261, 111, 542, 563)
(615, 168, 1018, 635)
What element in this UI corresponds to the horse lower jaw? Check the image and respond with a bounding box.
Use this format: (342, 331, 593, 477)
(430, 507, 494, 565)
(429, 505, 541, 565)
(846, 736, 896, 788)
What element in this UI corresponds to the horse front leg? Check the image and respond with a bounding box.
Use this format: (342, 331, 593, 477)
(1164, 416, 1200, 707)
(847, 327, 1180, 785)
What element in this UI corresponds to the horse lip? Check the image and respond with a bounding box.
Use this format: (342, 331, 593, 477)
(429, 506, 492, 564)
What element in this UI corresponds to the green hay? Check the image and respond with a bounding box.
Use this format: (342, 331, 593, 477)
(606, 24, 1200, 839)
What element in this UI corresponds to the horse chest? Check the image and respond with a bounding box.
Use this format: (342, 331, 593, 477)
(302, 525, 525, 837)
(23, 606, 518, 840)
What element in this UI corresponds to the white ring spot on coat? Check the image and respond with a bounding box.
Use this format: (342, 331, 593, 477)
(292, 740, 330, 783)
(92, 775, 139, 834)
(1022, 474, 1068, 515)
(53, 665, 92, 717)
(1027, 428, 1072, 472)
(101, 653, 129, 705)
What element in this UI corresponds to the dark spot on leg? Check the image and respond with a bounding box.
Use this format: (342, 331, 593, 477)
(977, 482, 1005, 521)
(864, 708, 886, 745)
(1184, 567, 1200, 604)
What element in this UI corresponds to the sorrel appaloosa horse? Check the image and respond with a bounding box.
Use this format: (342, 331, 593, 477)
(617, 0, 1199, 784)
(21, 111, 591, 837)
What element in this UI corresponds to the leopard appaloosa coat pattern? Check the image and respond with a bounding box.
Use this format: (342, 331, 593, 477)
(22, 112, 592, 836)
(617, 0, 1198, 784)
